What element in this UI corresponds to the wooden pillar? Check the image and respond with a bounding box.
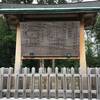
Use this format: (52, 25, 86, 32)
(80, 20, 87, 74)
(14, 24, 22, 73)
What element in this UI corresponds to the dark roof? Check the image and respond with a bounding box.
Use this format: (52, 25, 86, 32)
(0, 1, 100, 14)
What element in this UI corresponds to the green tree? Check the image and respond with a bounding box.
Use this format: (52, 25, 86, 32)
(0, 17, 15, 67)
(47, 0, 56, 4)
(22, 0, 33, 4)
(2, 0, 20, 3)
(58, 0, 66, 4)
(37, 0, 46, 4)
(90, 14, 100, 66)
(94, 15, 100, 43)
(2, 0, 33, 4)
(2, 0, 83, 4)
(85, 30, 95, 67)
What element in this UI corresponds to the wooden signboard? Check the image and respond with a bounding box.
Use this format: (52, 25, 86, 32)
(20, 21, 80, 58)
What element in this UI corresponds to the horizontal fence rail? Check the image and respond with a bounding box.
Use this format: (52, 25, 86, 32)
(0, 67, 100, 99)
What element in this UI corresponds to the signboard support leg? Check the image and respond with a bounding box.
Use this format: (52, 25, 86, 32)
(40, 59, 44, 68)
(14, 24, 22, 73)
(52, 59, 55, 72)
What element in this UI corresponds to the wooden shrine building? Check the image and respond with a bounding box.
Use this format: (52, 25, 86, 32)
(0, 1, 100, 73)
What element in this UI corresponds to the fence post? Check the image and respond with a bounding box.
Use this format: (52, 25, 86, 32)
(39, 67, 42, 98)
(23, 67, 27, 98)
(79, 67, 83, 99)
(0, 67, 4, 98)
(62, 67, 66, 99)
(7, 67, 13, 98)
(55, 67, 58, 99)
(14, 69, 19, 98)
(31, 67, 35, 98)
(88, 68, 92, 99)
(71, 67, 75, 100)
(47, 67, 51, 99)
(96, 68, 99, 99)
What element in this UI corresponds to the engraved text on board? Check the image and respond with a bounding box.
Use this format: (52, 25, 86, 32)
(20, 21, 80, 57)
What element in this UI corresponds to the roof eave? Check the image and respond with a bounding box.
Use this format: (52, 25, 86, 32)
(0, 8, 100, 14)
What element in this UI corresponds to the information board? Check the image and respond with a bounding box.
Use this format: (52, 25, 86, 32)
(20, 21, 80, 57)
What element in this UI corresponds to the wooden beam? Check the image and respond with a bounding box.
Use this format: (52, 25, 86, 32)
(22, 56, 80, 60)
(79, 20, 87, 74)
(14, 24, 22, 73)
(20, 13, 79, 19)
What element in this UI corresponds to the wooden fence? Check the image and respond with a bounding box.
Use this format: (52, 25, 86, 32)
(0, 67, 100, 99)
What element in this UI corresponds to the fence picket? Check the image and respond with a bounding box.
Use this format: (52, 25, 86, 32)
(23, 67, 27, 98)
(88, 68, 92, 99)
(0, 68, 4, 98)
(79, 68, 83, 99)
(14, 73, 19, 98)
(47, 67, 51, 99)
(39, 68, 42, 98)
(71, 67, 75, 99)
(96, 68, 99, 99)
(30, 67, 35, 98)
(55, 67, 58, 99)
(63, 67, 66, 99)
(7, 67, 12, 98)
